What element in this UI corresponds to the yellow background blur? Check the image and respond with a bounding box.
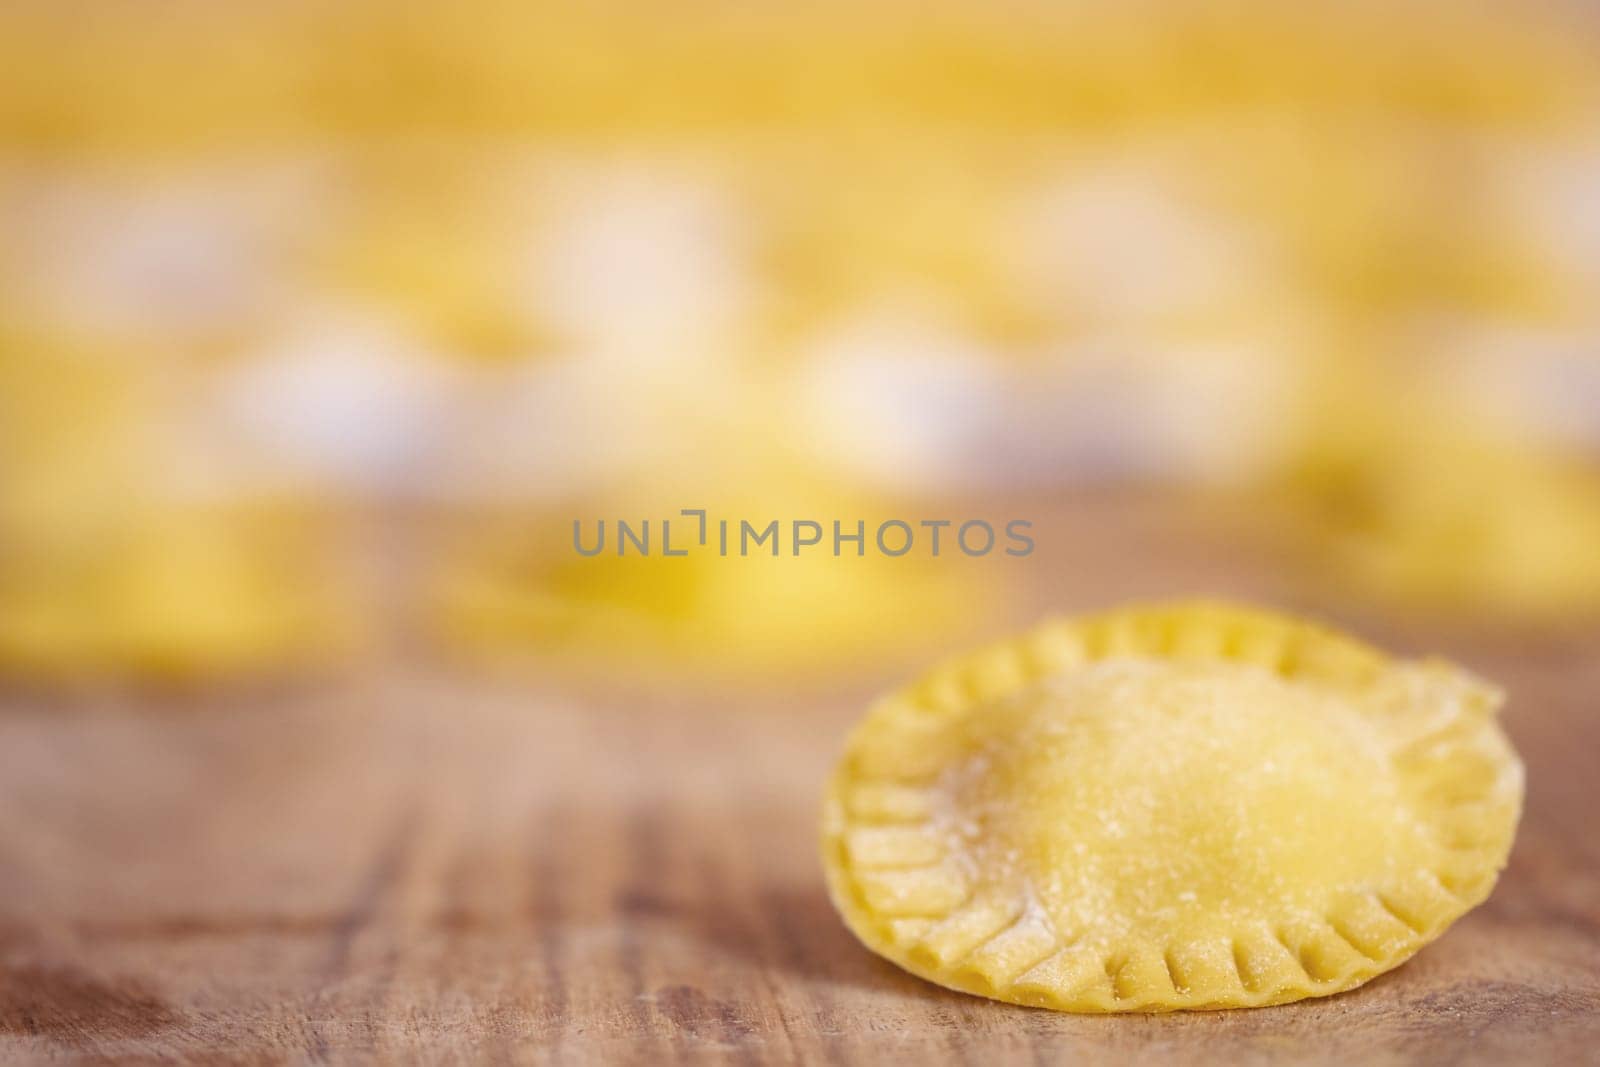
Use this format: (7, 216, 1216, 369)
(3, 0, 1599, 686)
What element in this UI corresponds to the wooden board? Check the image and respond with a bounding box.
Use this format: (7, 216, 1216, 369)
(0, 496, 1597, 1064)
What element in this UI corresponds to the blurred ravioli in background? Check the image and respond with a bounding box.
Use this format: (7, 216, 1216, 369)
(0, 0, 1598, 687)
(1280, 351, 1600, 621)
(0, 330, 359, 684)
(427, 364, 1002, 680)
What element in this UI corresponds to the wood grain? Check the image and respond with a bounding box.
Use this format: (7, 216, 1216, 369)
(0, 496, 1596, 1065)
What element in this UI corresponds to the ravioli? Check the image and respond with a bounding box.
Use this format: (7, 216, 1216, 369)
(432, 503, 992, 679)
(1290, 414, 1600, 618)
(0, 501, 355, 684)
(821, 602, 1522, 1011)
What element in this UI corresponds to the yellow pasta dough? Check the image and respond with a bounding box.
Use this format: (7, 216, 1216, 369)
(432, 510, 993, 679)
(0, 501, 357, 684)
(1278, 372, 1600, 619)
(821, 602, 1522, 1011)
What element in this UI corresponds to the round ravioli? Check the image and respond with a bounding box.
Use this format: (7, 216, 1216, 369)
(821, 601, 1523, 1012)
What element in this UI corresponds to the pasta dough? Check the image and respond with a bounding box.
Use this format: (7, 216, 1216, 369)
(821, 602, 1522, 1011)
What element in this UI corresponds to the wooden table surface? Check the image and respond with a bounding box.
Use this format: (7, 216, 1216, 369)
(1, 496, 1597, 1065)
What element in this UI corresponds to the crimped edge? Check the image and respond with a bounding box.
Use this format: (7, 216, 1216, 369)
(820, 599, 1524, 1012)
